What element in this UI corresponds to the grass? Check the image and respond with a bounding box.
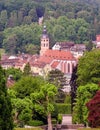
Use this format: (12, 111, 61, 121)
(15, 128, 43, 130)
(78, 128, 100, 130)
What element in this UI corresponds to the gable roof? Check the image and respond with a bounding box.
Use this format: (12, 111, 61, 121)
(43, 49, 75, 60)
(51, 61, 60, 68)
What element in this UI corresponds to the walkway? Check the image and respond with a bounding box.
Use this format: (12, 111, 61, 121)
(61, 114, 77, 130)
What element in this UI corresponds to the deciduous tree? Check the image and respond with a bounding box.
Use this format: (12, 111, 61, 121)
(86, 90, 100, 128)
(77, 49, 100, 86)
(73, 83, 99, 125)
(31, 83, 57, 130)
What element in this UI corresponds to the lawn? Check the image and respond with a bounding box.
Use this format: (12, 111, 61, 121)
(15, 128, 43, 130)
(78, 128, 100, 130)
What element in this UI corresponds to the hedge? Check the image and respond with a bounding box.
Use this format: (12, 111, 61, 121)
(56, 103, 71, 114)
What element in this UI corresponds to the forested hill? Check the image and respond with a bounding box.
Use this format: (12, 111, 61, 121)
(0, 0, 100, 54)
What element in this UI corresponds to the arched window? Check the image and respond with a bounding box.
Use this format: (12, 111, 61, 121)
(68, 63, 70, 73)
(72, 63, 75, 70)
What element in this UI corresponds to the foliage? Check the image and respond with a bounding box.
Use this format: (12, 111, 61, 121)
(8, 89, 33, 126)
(73, 83, 100, 125)
(56, 103, 71, 114)
(28, 120, 44, 126)
(31, 83, 57, 115)
(0, 0, 100, 54)
(12, 76, 45, 98)
(23, 62, 31, 76)
(2, 16, 90, 54)
(77, 49, 100, 86)
(47, 69, 66, 102)
(57, 114, 62, 124)
(86, 90, 100, 128)
(70, 65, 78, 111)
(6, 67, 23, 81)
(0, 65, 13, 130)
(9, 76, 48, 126)
(31, 83, 58, 130)
(15, 128, 43, 130)
(64, 94, 71, 104)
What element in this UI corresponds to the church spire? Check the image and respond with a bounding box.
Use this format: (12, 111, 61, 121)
(40, 25, 50, 56)
(41, 25, 49, 39)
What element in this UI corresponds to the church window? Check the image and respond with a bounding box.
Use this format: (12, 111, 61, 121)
(68, 63, 70, 73)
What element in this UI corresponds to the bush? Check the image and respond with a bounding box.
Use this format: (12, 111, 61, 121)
(56, 103, 71, 114)
(64, 94, 71, 104)
(28, 120, 44, 126)
(51, 118, 57, 124)
(57, 114, 62, 124)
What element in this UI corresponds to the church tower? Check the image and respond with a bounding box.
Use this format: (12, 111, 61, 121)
(40, 25, 49, 56)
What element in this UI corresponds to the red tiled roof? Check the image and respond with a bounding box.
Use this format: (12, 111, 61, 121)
(38, 55, 53, 64)
(31, 61, 46, 68)
(51, 61, 59, 68)
(43, 49, 75, 60)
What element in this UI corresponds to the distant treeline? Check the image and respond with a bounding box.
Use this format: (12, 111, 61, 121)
(0, 0, 100, 54)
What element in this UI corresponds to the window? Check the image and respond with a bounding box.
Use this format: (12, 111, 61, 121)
(68, 63, 70, 73)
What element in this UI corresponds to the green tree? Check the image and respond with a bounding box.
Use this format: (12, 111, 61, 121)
(73, 83, 100, 125)
(8, 89, 33, 127)
(47, 69, 66, 102)
(77, 49, 100, 86)
(6, 67, 23, 81)
(23, 62, 31, 76)
(13, 76, 45, 98)
(31, 83, 57, 130)
(0, 10, 8, 26)
(0, 65, 13, 130)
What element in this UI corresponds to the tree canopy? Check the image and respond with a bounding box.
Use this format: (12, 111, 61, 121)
(77, 49, 100, 86)
(0, 65, 13, 130)
(86, 90, 100, 128)
(0, 0, 100, 54)
(73, 83, 100, 125)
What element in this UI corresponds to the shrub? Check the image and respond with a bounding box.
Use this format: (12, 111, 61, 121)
(64, 94, 71, 104)
(28, 120, 44, 126)
(56, 103, 71, 114)
(57, 114, 62, 124)
(51, 118, 57, 124)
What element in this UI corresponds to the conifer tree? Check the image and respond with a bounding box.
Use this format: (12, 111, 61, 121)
(0, 65, 13, 130)
(23, 62, 31, 76)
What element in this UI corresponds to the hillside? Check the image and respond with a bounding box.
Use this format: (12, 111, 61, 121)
(0, 0, 100, 54)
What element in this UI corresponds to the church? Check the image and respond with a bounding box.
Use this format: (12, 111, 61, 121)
(31, 26, 77, 77)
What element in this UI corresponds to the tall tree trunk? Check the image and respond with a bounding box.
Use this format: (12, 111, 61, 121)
(47, 112, 52, 130)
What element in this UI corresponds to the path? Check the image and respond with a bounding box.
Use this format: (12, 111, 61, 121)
(61, 114, 77, 130)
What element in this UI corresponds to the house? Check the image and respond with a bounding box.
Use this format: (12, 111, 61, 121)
(95, 35, 100, 48)
(52, 41, 86, 59)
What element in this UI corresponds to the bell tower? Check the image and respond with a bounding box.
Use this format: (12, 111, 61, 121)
(40, 25, 49, 56)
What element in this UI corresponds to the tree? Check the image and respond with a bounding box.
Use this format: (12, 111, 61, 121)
(73, 83, 100, 125)
(86, 90, 100, 128)
(8, 89, 33, 127)
(0, 65, 13, 130)
(31, 83, 57, 130)
(0, 10, 8, 26)
(70, 65, 78, 112)
(23, 62, 31, 76)
(77, 49, 100, 86)
(6, 67, 23, 81)
(86, 40, 94, 51)
(47, 69, 66, 102)
(13, 76, 45, 98)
